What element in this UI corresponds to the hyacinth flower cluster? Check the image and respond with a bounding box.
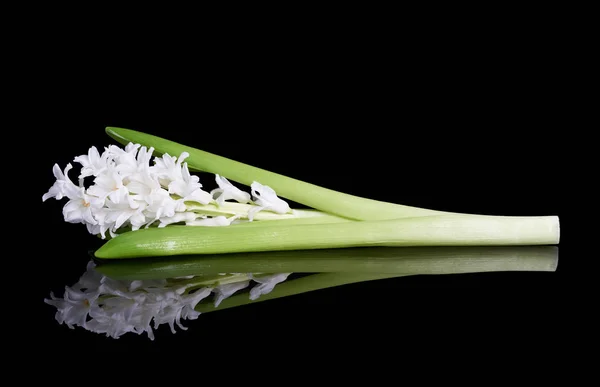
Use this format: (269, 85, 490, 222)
(45, 260, 290, 340)
(42, 142, 294, 239)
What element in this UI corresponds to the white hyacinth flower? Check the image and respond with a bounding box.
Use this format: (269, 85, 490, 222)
(43, 163, 99, 226)
(142, 188, 182, 222)
(44, 141, 292, 238)
(115, 145, 156, 186)
(42, 144, 206, 238)
(211, 174, 252, 206)
(150, 152, 188, 186)
(97, 194, 148, 233)
(62, 187, 98, 226)
(248, 181, 291, 220)
(170, 162, 213, 205)
(86, 164, 129, 205)
(45, 261, 290, 340)
(106, 143, 143, 173)
(151, 152, 213, 205)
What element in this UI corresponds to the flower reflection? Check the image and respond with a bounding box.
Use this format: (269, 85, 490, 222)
(45, 260, 290, 340)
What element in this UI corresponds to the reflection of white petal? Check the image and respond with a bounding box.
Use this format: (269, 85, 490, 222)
(249, 273, 291, 300)
(213, 281, 250, 307)
(182, 287, 213, 312)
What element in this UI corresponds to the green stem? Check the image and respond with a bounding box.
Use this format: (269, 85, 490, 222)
(94, 215, 560, 259)
(195, 272, 405, 314)
(95, 246, 559, 280)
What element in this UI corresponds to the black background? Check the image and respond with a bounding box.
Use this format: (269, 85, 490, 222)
(19, 19, 581, 366)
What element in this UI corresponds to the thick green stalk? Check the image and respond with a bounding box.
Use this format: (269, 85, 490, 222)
(195, 272, 405, 313)
(105, 126, 452, 220)
(95, 246, 559, 280)
(94, 215, 560, 259)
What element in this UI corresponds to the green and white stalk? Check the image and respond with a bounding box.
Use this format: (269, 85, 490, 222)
(104, 127, 469, 221)
(96, 246, 559, 280)
(94, 215, 559, 259)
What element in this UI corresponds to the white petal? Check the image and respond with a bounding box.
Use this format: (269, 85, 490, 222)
(181, 162, 197, 184)
(43, 163, 81, 201)
(211, 174, 251, 205)
(184, 188, 213, 205)
(177, 152, 190, 164)
(125, 142, 141, 154)
(125, 181, 149, 195)
(82, 208, 97, 225)
(52, 163, 66, 180)
(113, 211, 132, 229)
(250, 181, 290, 214)
(74, 146, 108, 178)
(158, 212, 198, 227)
(168, 180, 188, 197)
(42, 181, 64, 201)
(186, 215, 234, 227)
